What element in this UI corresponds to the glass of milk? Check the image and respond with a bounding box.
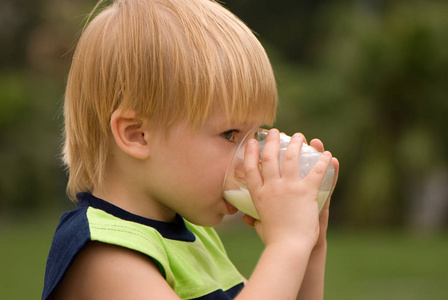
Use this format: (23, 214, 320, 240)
(222, 129, 335, 219)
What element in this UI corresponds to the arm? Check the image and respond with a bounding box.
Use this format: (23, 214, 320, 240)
(295, 200, 329, 300)
(295, 140, 339, 300)
(50, 241, 181, 300)
(235, 129, 334, 300)
(243, 203, 332, 300)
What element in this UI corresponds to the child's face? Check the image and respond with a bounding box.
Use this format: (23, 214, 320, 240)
(145, 110, 263, 226)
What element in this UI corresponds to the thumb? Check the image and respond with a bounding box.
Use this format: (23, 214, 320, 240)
(253, 220, 265, 244)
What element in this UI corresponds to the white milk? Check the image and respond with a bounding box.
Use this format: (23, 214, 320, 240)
(224, 189, 330, 220)
(224, 189, 259, 219)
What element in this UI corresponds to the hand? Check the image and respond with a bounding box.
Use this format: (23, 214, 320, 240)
(308, 137, 339, 248)
(242, 129, 334, 249)
(295, 138, 339, 300)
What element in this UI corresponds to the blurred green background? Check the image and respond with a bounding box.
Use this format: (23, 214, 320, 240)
(1, 0, 447, 298)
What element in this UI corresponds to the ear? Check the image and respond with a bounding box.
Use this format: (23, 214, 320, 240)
(110, 109, 151, 160)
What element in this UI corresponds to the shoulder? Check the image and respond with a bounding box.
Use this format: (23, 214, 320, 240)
(51, 241, 180, 300)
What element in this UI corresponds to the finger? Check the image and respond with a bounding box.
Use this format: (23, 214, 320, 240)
(320, 157, 338, 227)
(242, 214, 256, 227)
(281, 133, 304, 179)
(259, 128, 281, 180)
(330, 157, 339, 194)
(321, 157, 339, 218)
(310, 138, 324, 152)
(320, 192, 331, 216)
(305, 151, 333, 190)
(318, 195, 331, 232)
(244, 138, 263, 192)
(253, 220, 265, 244)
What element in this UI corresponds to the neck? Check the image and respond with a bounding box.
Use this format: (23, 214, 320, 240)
(92, 187, 177, 223)
(93, 149, 177, 223)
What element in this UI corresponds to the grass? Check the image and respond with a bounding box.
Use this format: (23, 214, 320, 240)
(218, 221, 448, 300)
(0, 214, 59, 299)
(324, 229, 448, 299)
(1, 215, 447, 299)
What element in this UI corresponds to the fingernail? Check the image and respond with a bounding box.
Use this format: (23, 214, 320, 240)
(323, 151, 331, 157)
(292, 133, 302, 140)
(269, 128, 278, 135)
(247, 139, 257, 145)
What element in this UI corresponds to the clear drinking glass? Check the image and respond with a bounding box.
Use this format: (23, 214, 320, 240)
(222, 128, 335, 219)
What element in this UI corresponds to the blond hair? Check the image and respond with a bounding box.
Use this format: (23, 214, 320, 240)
(63, 0, 278, 200)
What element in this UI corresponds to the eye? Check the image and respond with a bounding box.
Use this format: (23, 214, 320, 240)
(221, 129, 239, 142)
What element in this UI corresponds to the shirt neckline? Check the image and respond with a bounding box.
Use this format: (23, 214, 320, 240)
(76, 192, 196, 242)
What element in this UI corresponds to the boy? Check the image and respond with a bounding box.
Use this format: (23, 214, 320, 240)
(42, 0, 339, 299)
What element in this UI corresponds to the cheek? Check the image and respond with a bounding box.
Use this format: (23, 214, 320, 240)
(160, 139, 235, 194)
(185, 159, 229, 195)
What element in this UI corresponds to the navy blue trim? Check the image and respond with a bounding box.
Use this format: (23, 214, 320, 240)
(76, 192, 196, 242)
(42, 206, 91, 300)
(42, 193, 243, 300)
(191, 283, 244, 300)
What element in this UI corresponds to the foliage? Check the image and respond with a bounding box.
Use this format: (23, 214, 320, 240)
(0, 0, 447, 229)
(270, 0, 448, 227)
(0, 70, 68, 215)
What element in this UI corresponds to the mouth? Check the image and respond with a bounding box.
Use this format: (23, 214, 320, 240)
(224, 199, 238, 215)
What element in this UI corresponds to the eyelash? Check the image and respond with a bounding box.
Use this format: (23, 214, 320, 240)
(221, 129, 239, 142)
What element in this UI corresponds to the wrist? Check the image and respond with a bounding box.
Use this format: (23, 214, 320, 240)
(313, 238, 327, 252)
(265, 230, 318, 250)
(265, 238, 314, 261)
